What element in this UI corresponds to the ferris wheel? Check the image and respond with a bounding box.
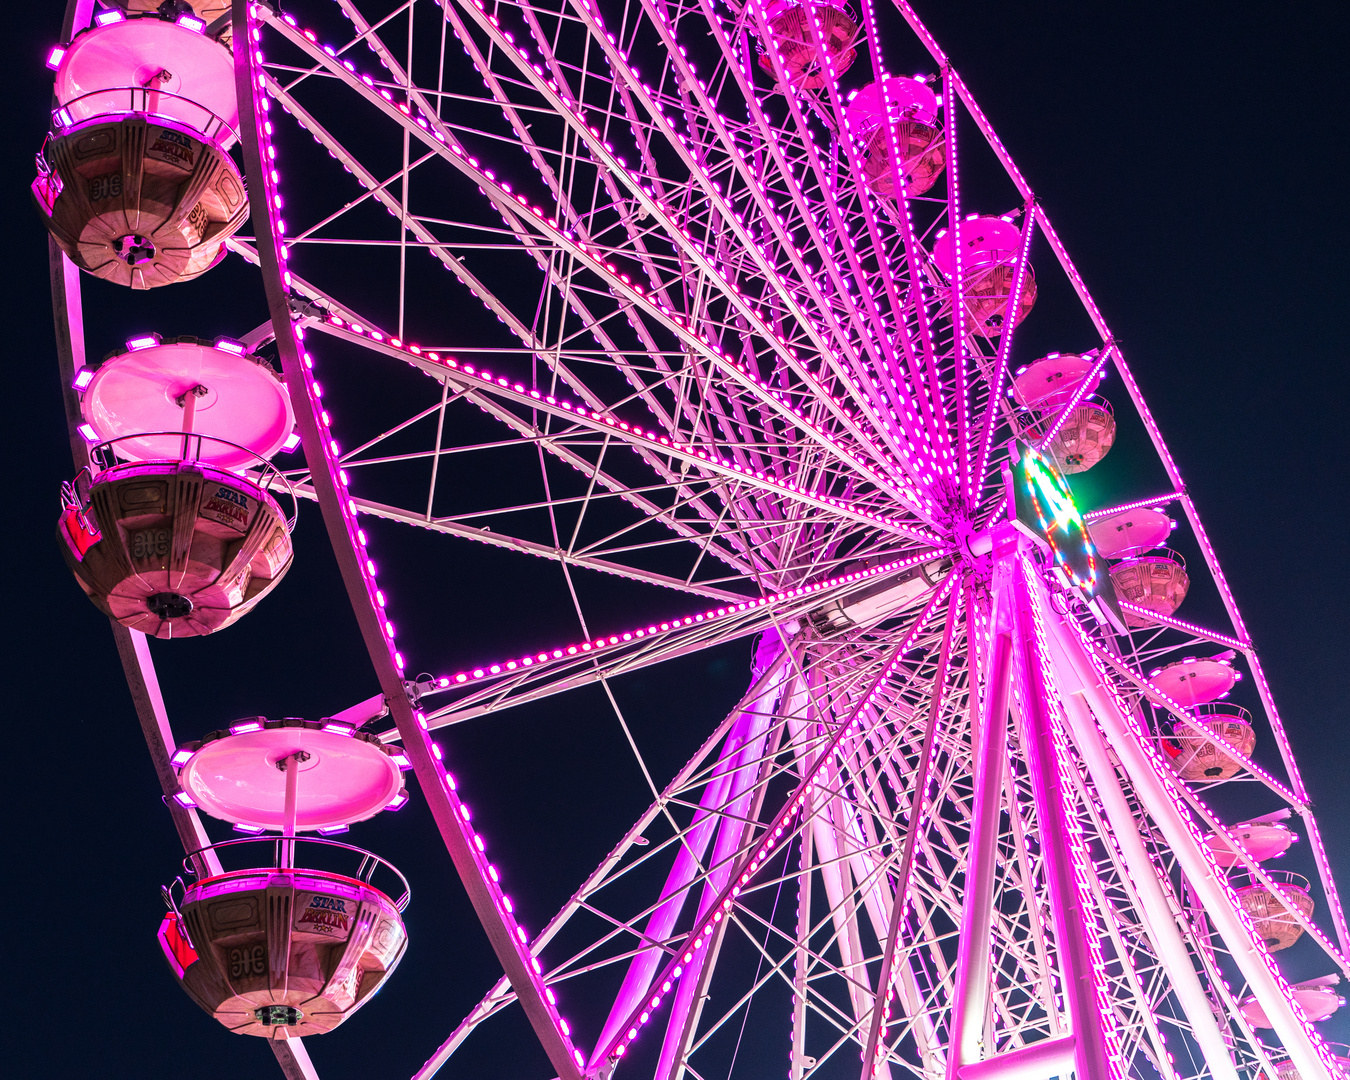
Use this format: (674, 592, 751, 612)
(35, 1, 1350, 1079)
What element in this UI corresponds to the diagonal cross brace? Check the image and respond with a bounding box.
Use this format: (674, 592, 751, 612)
(232, 3, 584, 1076)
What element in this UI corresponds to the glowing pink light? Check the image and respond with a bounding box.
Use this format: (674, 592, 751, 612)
(441, 552, 934, 686)
(175, 13, 206, 32)
(94, 10, 124, 26)
(213, 337, 246, 355)
(1082, 492, 1183, 522)
(254, 14, 650, 1065)
(280, 431, 302, 452)
(125, 334, 162, 352)
(71, 368, 94, 391)
(172, 791, 197, 808)
(45, 45, 65, 70)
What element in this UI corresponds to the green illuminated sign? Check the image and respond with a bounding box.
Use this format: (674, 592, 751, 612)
(1013, 444, 1100, 598)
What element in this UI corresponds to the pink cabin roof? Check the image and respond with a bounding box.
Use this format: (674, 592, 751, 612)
(931, 216, 1022, 275)
(846, 76, 939, 133)
(54, 16, 237, 141)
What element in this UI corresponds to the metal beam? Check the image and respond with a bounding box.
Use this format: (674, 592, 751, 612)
(957, 1034, 1075, 1080)
(1055, 689, 1240, 1080)
(1045, 593, 1337, 1080)
(232, 3, 585, 1076)
(1012, 562, 1116, 1080)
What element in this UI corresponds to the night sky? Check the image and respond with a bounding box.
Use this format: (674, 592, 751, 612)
(5, 2, 1350, 1079)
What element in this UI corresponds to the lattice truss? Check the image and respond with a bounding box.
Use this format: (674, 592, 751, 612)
(218, 1, 1350, 1078)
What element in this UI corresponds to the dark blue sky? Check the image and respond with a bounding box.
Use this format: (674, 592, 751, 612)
(5, 2, 1349, 1078)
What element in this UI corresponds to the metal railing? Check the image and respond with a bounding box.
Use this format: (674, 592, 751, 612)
(83, 432, 298, 531)
(1109, 545, 1187, 572)
(1231, 868, 1312, 895)
(50, 86, 238, 147)
(1017, 392, 1114, 437)
(178, 835, 411, 912)
(1190, 701, 1253, 725)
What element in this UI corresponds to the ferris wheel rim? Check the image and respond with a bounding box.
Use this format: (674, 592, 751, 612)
(226, 4, 1350, 1074)
(39, 0, 1350, 1078)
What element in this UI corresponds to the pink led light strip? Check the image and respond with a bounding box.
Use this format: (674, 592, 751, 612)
(431, 550, 941, 688)
(263, 5, 929, 512)
(853, 0, 956, 484)
(929, 67, 971, 495)
(1113, 604, 1247, 652)
(595, 571, 960, 1065)
(235, 6, 585, 1075)
(1176, 483, 1350, 949)
(850, 51, 951, 481)
(1082, 491, 1183, 522)
(314, 316, 940, 545)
